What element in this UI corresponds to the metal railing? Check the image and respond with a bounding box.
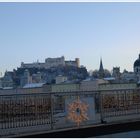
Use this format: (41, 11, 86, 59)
(0, 91, 98, 137)
(1, 89, 140, 137)
(101, 89, 140, 118)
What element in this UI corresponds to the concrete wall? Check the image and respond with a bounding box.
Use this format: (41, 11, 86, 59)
(99, 83, 137, 91)
(52, 83, 80, 92)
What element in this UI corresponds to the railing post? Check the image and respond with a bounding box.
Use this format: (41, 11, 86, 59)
(99, 91, 104, 123)
(50, 93, 54, 130)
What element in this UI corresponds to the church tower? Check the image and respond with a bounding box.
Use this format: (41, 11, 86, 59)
(99, 58, 105, 78)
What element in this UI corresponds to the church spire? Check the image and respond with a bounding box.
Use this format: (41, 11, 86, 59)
(99, 57, 104, 72)
(99, 57, 105, 78)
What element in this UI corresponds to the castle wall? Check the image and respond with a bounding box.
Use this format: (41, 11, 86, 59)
(20, 56, 80, 69)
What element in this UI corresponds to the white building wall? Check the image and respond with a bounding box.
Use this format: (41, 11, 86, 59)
(80, 79, 108, 91)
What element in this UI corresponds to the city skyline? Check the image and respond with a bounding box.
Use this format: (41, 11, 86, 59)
(0, 3, 140, 74)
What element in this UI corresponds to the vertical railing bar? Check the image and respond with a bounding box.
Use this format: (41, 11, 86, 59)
(50, 93, 54, 130)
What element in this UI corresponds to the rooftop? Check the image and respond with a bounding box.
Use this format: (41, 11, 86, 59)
(23, 83, 45, 88)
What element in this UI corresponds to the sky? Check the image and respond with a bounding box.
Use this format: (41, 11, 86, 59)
(0, 2, 140, 75)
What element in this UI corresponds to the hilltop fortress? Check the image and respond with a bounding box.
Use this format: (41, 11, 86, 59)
(21, 56, 80, 69)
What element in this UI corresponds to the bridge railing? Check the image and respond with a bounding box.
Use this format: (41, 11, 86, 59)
(100, 89, 140, 120)
(0, 91, 100, 137)
(0, 93, 52, 136)
(1, 89, 140, 137)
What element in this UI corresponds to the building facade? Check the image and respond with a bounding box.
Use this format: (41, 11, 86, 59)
(55, 75, 68, 84)
(20, 69, 32, 87)
(51, 83, 80, 92)
(98, 83, 137, 91)
(80, 79, 109, 91)
(112, 67, 121, 81)
(1, 72, 14, 88)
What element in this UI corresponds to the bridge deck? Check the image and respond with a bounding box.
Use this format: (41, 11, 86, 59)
(16, 119, 140, 138)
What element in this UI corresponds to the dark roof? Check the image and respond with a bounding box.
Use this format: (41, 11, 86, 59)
(134, 54, 140, 67)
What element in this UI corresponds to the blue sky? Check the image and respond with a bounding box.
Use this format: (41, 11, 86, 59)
(0, 3, 140, 74)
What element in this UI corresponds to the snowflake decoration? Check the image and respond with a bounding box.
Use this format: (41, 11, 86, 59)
(67, 96, 89, 126)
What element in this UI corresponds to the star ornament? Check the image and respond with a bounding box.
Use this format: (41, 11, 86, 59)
(67, 97, 89, 126)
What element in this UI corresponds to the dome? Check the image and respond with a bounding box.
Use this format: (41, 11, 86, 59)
(134, 54, 140, 67)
